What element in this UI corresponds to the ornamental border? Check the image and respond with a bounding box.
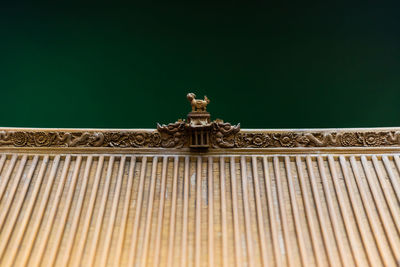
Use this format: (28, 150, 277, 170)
(1, 128, 400, 148)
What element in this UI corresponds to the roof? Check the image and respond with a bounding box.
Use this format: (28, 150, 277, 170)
(0, 94, 399, 267)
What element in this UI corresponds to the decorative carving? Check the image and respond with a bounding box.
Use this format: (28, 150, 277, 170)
(0, 129, 399, 148)
(274, 133, 296, 147)
(33, 132, 52, 146)
(363, 132, 384, 146)
(233, 130, 400, 148)
(187, 93, 210, 112)
(340, 132, 361, 147)
(12, 132, 28, 147)
(0, 130, 162, 148)
(185, 93, 212, 148)
(302, 132, 338, 146)
(211, 120, 240, 148)
(157, 120, 186, 148)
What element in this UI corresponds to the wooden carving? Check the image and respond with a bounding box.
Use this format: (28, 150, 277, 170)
(0, 130, 162, 148)
(1, 129, 400, 148)
(187, 93, 210, 112)
(156, 120, 186, 148)
(211, 120, 241, 148)
(233, 131, 399, 148)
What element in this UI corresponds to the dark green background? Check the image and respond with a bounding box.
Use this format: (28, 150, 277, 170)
(1, 3, 400, 129)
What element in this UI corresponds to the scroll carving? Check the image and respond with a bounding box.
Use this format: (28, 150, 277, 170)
(0, 129, 399, 148)
(0, 131, 162, 148)
(156, 120, 186, 148)
(211, 121, 240, 148)
(233, 131, 400, 148)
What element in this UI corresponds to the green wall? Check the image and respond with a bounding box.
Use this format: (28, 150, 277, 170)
(1, 3, 400, 129)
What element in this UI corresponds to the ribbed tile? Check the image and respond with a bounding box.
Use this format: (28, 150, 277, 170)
(0, 154, 399, 267)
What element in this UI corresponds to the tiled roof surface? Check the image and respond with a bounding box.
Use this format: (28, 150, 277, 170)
(0, 151, 399, 266)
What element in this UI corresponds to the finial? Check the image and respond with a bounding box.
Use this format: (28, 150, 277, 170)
(157, 92, 240, 149)
(187, 93, 210, 112)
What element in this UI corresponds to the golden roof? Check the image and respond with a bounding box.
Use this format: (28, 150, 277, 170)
(0, 94, 399, 267)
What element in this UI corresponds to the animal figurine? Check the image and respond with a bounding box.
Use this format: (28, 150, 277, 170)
(187, 93, 210, 112)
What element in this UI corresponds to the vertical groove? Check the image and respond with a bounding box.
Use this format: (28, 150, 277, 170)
(393, 155, 400, 200)
(284, 156, 308, 267)
(274, 156, 292, 267)
(339, 156, 375, 266)
(8, 155, 57, 266)
(220, 157, 228, 267)
(58, 156, 93, 266)
(361, 156, 400, 260)
(0, 155, 18, 202)
(0, 155, 49, 265)
(114, 156, 136, 266)
(371, 156, 400, 233)
(382, 156, 400, 202)
(128, 156, 148, 267)
(47, 156, 82, 267)
(0, 155, 27, 230)
(153, 157, 169, 267)
(0, 151, 399, 266)
(98, 156, 126, 267)
(0, 158, 36, 234)
(166, 156, 179, 267)
(140, 156, 159, 266)
(69, 156, 105, 267)
(0, 155, 7, 175)
(295, 156, 324, 267)
(263, 156, 281, 267)
(0, 155, 35, 262)
(0, 155, 36, 233)
(25, 155, 71, 267)
(230, 156, 242, 267)
(317, 156, 347, 267)
(195, 156, 202, 267)
(208, 157, 214, 267)
(240, 156, 255, 267)
(349, 156, 390, 266)
(306, 156, 335, 267)
(85, 156, 115, 267)
(251, 156, 268, 267)
(327, 155, 363, 267)
(180, 156, 190, 267)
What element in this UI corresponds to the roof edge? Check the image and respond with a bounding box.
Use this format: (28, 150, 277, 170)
(0, 127, 399, 149)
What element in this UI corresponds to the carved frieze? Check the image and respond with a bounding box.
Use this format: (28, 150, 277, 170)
(0, 129, 399, 149)
(0, 130, 162, 148)
(0, 129, 399, 148)
(234, 131, 400, 148)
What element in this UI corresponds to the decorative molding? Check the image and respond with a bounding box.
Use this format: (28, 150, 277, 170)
(0, 129, 400, 148)
(0, 130, 162, 148)
(234, 131, 400, 148)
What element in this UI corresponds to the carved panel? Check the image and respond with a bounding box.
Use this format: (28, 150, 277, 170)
(210, 121, 240, 148)
(234, 131, 400, 148)
(0, 129, 398, 148)
(0, 130, 162, 148)
(156, 121, 186, 148)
